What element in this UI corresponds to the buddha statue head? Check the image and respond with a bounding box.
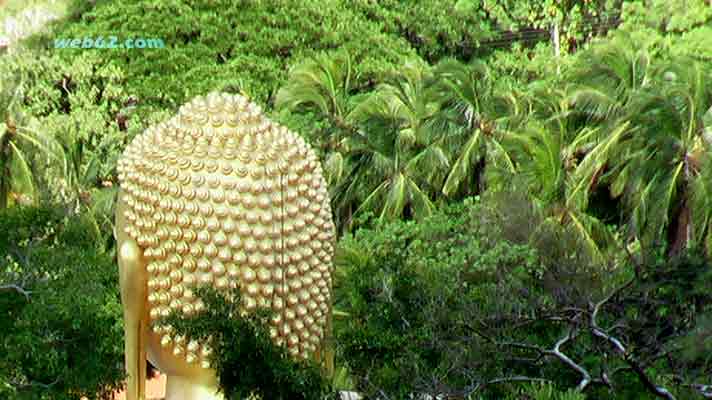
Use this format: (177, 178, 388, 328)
(115, 92, 335, 400)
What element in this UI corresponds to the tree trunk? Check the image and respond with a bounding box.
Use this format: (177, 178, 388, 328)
(667, 191, 691, 258)
(476, 155, 486, 195)
(668, 160, 695, 258)
(0, 120, 15, 209)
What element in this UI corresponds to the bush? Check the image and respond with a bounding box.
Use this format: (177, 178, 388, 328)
(163, 287, 336, 400)
(334, 194, 712, 399)
(504, 383, 585, 400)
(333, 198, 543, 398)
(0, 48, 143, 209)
(49, 0, 417, 114)
(349, 0, 493, 62)
(0, 205, 124, 400)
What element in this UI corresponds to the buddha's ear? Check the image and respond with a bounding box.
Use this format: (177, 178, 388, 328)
(116, 195, 147, 400)
(118, 239, 147, 400)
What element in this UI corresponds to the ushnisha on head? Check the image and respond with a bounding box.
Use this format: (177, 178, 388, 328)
(117, 92, 335, 368)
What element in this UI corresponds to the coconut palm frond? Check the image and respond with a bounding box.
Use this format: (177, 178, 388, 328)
(275, 51, 355, 120)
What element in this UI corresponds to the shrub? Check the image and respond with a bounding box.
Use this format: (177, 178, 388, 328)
(504, 383, 585, 400)
(333, 198, 543, 398)
(0, 205, 124, 400)
(49, 0, 417, 114)
(0, 48, 142, 209)
(163, 287, 336, 400)
(349, 0, 493, 62)
(334, 194, 712, 399)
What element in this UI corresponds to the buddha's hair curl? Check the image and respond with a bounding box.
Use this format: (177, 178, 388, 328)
(117, 92, 335, 367)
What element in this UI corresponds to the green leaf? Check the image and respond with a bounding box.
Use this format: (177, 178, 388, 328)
(611, 164, 630, 198)
(442, 128, 482, 197)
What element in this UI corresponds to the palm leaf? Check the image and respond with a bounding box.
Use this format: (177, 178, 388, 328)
(380, 173, 407, 221)
(275, 51, 355, 120)
(442, 128, 482, 197)
(610, 164, 630, 198)
(8, 140, 35, 203)
(568, 122, 631, 208)
(405, 178, 435, 220)
(324, 151, 345, 186)
(567, 211, 606, 264)
(352, 180, 389, 222)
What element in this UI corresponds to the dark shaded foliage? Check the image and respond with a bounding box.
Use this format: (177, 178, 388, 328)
(163, 287, 336, 400)
(0, 205, 124, 400)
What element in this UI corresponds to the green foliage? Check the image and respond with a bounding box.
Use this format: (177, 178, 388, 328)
(0, 205, 124, 400)
(335, 193, 712, 399)
(562, 34, 712, 256)
(340, 60, 449, 224)
(0, 48, 137, 209)
(349, 0, 492, 62)
(617, 0, 712, 61)
(624, 251, 712, 370)
(3, 0, 712, 398)
(275, 50, 362, 158)
(429, 58, 518, 198)
(486, 41, 576, 87)
(278, 57, 453, 228)
(584, 249, 712, 400)
(458, 0, 621, 40)
(350, 0, 621, 62)
(620, 0, 712, 34)
(0, 1, 423, 229)
(50, 0, 416, 114)
(276, 51, 356, 124)
(163, 287, 334, 400)
(334, 198, 542, 397)
(503, 383, 585, 400)
(0, 60, 53, 208)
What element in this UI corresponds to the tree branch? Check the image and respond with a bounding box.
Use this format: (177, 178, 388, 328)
(590, 281, 676, 400)
(550, 329, 596, 391)
(10, 378, 59, 390)
(0, 284, 31, 300)
(467, 323, 602, 392)
(680, 383, 712, 398)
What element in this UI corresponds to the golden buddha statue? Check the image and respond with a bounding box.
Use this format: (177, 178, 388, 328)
(115, 92, 335, 400)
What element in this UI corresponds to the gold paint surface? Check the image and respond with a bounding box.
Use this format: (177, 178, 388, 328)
(116, 92, 335, 399)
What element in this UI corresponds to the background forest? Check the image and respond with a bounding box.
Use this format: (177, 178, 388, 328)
(2, 0, 712, 399)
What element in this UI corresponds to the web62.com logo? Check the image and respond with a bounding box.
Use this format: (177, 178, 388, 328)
(54, 36, 165, 49)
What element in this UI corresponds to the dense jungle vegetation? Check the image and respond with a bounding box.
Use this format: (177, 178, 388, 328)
(2, 0, 712, 399)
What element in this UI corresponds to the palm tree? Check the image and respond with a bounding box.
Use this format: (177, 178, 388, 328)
(621, 60, 712, 257)
(429, 59, 518, 198)
(332, 61, 449, 226)
(565, 37, 712, 257)
(0, 75, 56, 208)
(566, 39, 653, 126)
(51, 120, 103, 210)
(274, 50, 358, 152)
(0, 118, 32, 208)
(506, 113, 620, 263)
